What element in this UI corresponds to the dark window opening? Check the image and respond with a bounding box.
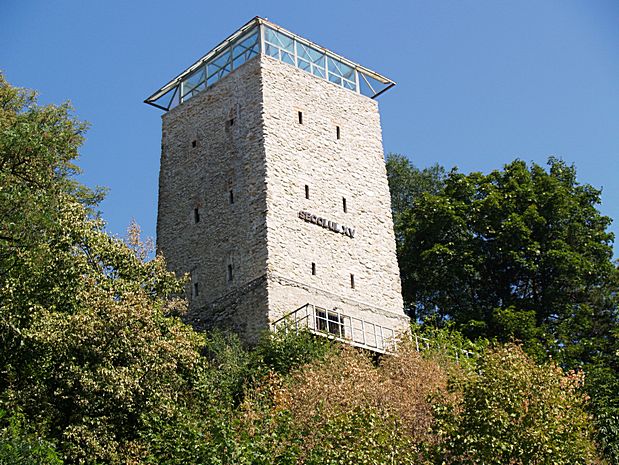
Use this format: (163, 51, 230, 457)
(228, 118, 234, 127)
(193, 282, 199, 297)
(229, 190, 234, 204)
(227, 264, 233, 282)
(191, 140, 197, 148)
(194, 208, 200, 223)
(311, 262, 316, 275)
(305, 184, 309, 199)
(342, 197, 347, 213)
(350, 274, 355, 289)
(316, 309, 344, 336)
(336, 126, 340, 139)
(298, 111, 303, 124)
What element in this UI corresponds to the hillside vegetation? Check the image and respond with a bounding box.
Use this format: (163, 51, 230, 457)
(0, 75, 615, 464)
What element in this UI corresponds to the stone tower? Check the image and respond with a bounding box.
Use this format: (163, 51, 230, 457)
(146, 17, 409, 352)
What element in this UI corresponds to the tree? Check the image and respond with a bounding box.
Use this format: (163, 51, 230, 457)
(0, 74, 208, 463)
(389, 156, 619, 366)
(388, 156, 619, 463)
(433, 344, 600, 465)
(386, 153, 446, 245)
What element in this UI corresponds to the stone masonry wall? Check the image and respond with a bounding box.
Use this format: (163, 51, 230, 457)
(259, 55, 408, 333)
(156, 53, 408, 344)
(157, 57, 270, 342)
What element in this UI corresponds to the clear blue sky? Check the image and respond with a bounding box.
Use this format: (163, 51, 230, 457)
(2, 1, 619, 255)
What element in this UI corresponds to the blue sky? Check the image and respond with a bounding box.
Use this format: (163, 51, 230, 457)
(2, 1, 619, 255)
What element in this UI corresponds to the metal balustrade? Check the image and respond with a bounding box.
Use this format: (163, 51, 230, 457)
(272, 303, 477, 361)
(272, 303, 398, 354)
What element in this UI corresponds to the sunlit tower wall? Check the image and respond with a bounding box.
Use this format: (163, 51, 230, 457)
(146, 17, 409, 350)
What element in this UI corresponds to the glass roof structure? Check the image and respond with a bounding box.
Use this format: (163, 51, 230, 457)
(145, 17, 395, 111)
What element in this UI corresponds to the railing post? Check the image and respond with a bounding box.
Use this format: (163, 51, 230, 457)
(349, 317, 354, 342)
(361, 319, 366, 346)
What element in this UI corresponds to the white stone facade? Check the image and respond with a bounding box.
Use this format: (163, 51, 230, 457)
(157, 54, 408, 343)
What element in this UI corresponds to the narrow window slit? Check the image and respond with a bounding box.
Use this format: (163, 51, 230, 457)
(298, 111, 303, 124)
(342, 197, 347, 213)
(350, 274, 355, 289)
(305, 184, 310, 199)
(193, 282, 199, 297)
(336, 126, 340, 139)
(311, 262, 316, 275)
(194, 208, 200, 223)
(229, 190, 234, 204)
(191, 140, 197, 148)
(227, 264, 233, 282)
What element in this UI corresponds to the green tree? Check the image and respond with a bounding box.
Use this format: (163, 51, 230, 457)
(0, 409, 63, 465)
(0, 74, 209, 463)
(390, 157, 618, 365)
(433, 344, 600, 465)
(388, 156, 619, 463)
(386, 153, 446, 247)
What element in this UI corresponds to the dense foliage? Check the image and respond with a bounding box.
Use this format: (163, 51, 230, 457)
(0, 76, 611, 463)
(387, 153, 619, 463)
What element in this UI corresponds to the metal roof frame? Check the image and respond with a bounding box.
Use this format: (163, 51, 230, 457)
(145, 16, 396, 109)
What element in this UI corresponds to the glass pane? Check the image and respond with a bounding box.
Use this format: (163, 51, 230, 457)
(233, 31, 259, 60)
(181, 66, 206, 98)
(328, 56, 354, 81)
(151, 86, 178, 110)
(298, 43, 325, 67)
(343, 79, 356, 91)
(264, 43, 279, 59)
(264, 27, 294, 53)
(233, 35, 258, 69)
(328, 73, 342, 85)
(207, 73, 219, 87)
(168, 87, 180, 109)
(312, 66, 325, 79)
(298, 58, 311, 72)
(281, 50, 294, 65)
(210, 50, 231, 71)
(359, 71, 390, 97)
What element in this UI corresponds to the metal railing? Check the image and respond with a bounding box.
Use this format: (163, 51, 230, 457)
(272, 303, 398, 354)
(272, 303, 477, 362)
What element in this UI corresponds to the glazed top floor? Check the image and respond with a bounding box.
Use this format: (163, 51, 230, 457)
(145, 17, 396, 111)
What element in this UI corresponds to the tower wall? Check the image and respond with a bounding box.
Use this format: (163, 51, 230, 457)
(157, 57, 270, 341)
(260, 55, 407, 330)
(156, 52, 408, 344)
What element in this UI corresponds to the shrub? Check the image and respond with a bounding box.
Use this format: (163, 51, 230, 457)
(433, 344, 601, 465)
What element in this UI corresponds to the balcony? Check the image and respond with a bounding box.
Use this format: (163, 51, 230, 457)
(272, 303, 399, 354)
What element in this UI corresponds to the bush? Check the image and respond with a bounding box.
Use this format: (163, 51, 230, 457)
(0, 410, 62, 465)
(433, 344, 601, 465)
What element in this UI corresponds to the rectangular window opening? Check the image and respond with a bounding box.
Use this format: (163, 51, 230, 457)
(227, 264, 233, 283)
(194, 207, 200, 223)
(350, 273, 355, 289)
(298, 111, 303, 124)
(193, 282, 199, 297)
(229, 189, 234, 204)
(311, 262, 316, 275)
(305, 184, 309, 199)
(342, 197, 347, 213)
(316, 309, 343, 336)
(336, 126, 340, 139)
(192, 140, 197, 148)
(228, 118, 234, 127)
